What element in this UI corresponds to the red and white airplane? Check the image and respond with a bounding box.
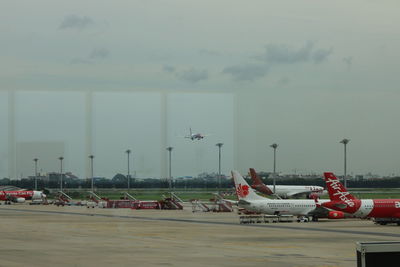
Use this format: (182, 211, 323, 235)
(249, 168, 326, 199)
(0, 190, 46, 204)
(232, 170, 344, 220)
(322, 172, 400, 224)
(184, 128, 208, 141)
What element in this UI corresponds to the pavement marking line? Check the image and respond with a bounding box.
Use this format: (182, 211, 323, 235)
(1, 207, 400, 238)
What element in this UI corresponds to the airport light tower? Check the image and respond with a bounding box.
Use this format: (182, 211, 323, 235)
(216, 143, 223, 193)
(89, 155, 94, 192)
(340, 138, 350, 188)
(126, 149, 131, 191)
(166, 147, 173, 194)
(270, 143, 278, 194)
(33, 158, 38, 191)
(58, 157, 64, 192)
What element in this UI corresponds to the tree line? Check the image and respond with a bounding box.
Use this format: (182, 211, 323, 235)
(1, 174, 400, 190)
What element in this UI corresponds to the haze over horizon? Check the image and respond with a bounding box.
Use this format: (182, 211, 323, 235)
(1, 1, 400, 179)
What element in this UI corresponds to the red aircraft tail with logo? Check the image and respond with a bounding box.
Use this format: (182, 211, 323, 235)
(231, 170, 265, 201)
(249, 168, 274, 195)
(323, 172, 358, 201)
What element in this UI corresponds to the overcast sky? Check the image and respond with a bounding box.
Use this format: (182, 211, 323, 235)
(1, 1, 400, 178)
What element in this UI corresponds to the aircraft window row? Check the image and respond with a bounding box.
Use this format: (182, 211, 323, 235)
(268, 203, 291, 207)
(294, 204, 314, 208)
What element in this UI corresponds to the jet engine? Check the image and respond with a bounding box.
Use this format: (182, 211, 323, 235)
(14, 198, 26, 203)
(327, 210, 345, 219)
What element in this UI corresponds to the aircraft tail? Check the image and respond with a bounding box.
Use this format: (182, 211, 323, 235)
(249, 168, 263, 186)
(231, 170, 265, 201)
(249, 168, 274, 195)
(323, 172, 357, 201)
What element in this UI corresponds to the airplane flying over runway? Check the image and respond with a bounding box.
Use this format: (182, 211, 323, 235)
(249, 168, 326, 199)
(184, 128, 208, 141)
(232, 170, 345, 220)
(0, 190, 46, 203)
(322, 172, 400, 224)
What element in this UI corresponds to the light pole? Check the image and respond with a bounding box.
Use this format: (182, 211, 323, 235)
(270, 143, 278, 194)
(89, 155, 94, 192)
(33, 158, 38, 191)
(340, 138, 350, 188)
(216, 143, 223, 193)
(58, 157, 64, 192)
(166, 147, 173, 194)
(126, 149, 131, 191)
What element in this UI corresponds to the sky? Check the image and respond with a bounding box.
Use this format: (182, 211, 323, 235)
(1, 0, 400, 178)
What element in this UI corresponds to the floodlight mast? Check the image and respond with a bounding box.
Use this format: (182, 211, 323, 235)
(58, 157, 64, 192)
(89, 155, 94, 192)
(126, 149, 131, 191)
(340, 138, 350, 188)
(33, 158, 38, 191)
(166, 147, 173, 195)
(270, 143, 278, 194)
(216, 143, 223, 193)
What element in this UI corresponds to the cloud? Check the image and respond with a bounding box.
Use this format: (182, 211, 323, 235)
(277, 76, 290, 86)
(343, 56, 353, 69)
(257, 42, 313, 64)
(163, 65, 176, 73)
(222, 64, 269, 81)
(70, 48, 110, 64)
(177, 68, 208, 83)
(59, 15, 94, 30)
(199, 49, 220, 56)
(89, 48, 110, 59)
(313, 48, 333, 63)
(256, 42, 332, 64)
(70, 58, 93, 64)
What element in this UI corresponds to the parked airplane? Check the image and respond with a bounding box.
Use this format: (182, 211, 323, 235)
(0, 190, 46, 204)
(322, 172, 400, 224)
(184, 128, 208, 141)
(249, 168, 326, 199)
(232, 170, 344, 220)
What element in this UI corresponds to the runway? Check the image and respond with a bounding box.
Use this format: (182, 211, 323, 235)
(1, 205, 399, 267)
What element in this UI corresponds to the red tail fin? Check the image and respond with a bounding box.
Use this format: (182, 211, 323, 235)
(249, 168, 263, 186)
(324, 172, 357, 201)
(249, 168, 274, 195)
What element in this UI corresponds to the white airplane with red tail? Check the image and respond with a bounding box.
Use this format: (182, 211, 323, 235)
(322, 172, 400, 225)
(232, 170, 345, 221)
(249, 168, 326, 199)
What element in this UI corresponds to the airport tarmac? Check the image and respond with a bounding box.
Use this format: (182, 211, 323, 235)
(1, 205, 399, 267)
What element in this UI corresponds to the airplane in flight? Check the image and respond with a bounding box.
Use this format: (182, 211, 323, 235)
(232, 170, 345, 221)
(0, 190, 46, 204)
(184, 128, 208, 141)
(322, 172, 400, 225)
(249, 168, 326, 199)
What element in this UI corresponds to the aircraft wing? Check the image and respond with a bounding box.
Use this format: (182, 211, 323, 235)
(307, 205, 330, 217)
(287, 190, 314, 199)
